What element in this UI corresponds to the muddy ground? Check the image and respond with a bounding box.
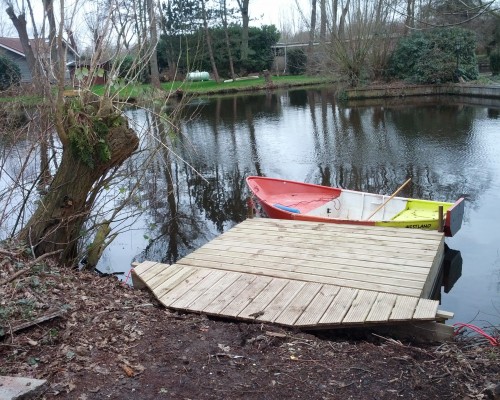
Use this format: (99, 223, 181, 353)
(1, 251, 499, 400)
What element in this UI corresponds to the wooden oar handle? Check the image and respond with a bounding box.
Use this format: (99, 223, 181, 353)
(366, 178, 412, 220)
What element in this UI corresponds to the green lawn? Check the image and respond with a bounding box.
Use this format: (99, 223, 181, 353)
(91, 75, 334, 100)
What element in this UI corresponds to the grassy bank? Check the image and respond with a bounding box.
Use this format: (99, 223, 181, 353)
(91, 75, 334, 100)
(0, 75, 333, 104)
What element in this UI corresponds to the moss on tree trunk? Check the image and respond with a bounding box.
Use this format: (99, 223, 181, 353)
(18, 109, 139, 266)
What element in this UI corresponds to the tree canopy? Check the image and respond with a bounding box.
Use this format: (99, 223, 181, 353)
(388, 27, 479, 84)
(0, 54, 21, 90)
(157, 24, 280, 78)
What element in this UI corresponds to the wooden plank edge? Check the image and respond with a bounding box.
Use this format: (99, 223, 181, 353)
(372, 321, 454, 343)
(298, 321, 454, 343)
(131, 268, 148, 290)
(420, 237, 445, 298)
(435, 310, 454, 321)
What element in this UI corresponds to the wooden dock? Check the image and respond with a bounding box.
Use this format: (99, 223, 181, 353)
(132, 219, 451, 332)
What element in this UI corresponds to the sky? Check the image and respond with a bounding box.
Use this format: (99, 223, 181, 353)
(0, 0, 311, 41)
(249, 0, 310, 28)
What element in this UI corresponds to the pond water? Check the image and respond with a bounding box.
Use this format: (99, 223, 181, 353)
(6, 87, 498, 327)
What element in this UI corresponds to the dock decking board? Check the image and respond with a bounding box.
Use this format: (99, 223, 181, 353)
(226, 226, 441, 253)
(132, 218, 450, 329)
(200, 243, 435, 274)
(180, 250, 429, 284)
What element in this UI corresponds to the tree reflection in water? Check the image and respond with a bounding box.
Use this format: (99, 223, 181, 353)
(118, 89, 500, 325)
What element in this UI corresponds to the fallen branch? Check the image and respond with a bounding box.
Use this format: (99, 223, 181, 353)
(0, 250, 63, 286)
(0, 309, 65, 337)
(0, 248, 19, 258)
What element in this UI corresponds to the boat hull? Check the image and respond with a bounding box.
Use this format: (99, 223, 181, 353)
(246, 176, 464, 237)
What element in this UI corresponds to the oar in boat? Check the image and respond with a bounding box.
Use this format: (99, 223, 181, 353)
(366, 178, 412, 220)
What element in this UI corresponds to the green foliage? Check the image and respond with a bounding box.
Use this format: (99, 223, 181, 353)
(117, 55, 135, 78)
(66, 99, 123, 168)
(74, 67, 89, 82)
(287, 49, 307, 75)
(490, 52, 500, 75)
(0, 55, 21, 91)
(388, 28, 478, 84)
(158, 24, 280, 78)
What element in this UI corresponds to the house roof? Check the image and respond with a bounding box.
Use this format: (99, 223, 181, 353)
(0, 37, 79, 58)
(0, 37, 25, 56)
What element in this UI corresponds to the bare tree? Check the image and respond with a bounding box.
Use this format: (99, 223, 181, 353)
(307, 0, 317, 73)
(405, 0, 415, 33)
(5, 5, 39, 89)
(220, 0, 236, 80)
(2, 0, 176, 267)
(236, 0, 250, 62)
(320, 0, 327, 41)
(201, 0, 220, 82)
(326, 0, 400, 86)
(147, 0, 161, 89)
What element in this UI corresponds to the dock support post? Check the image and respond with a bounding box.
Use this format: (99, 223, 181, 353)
(247, 197, 255, 219)
(438, 206, 444, 232)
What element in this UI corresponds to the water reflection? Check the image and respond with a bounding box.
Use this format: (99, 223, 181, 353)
(98, 88, 500, 325)
(430, 246, 463, 302)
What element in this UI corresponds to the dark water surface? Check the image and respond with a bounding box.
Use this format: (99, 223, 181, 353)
(100, 88, 500, 327)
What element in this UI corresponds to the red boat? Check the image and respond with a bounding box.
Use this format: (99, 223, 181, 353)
(246, 176, 464, 237)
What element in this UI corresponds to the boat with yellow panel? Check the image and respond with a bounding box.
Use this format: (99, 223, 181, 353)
(246, 176, 464, 237)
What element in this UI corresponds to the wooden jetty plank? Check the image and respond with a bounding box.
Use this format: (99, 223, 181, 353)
(436, 310, 454, 321)
(176, 257, 424, 297)
(170, 270, 228, 309)
(220, 276, 272, 316)
(236, 218, 444, 241)
(342, 290, 379, 324)
(138, 262, 165, 283)
(229, 224, 441, 250)
(147, 264, 184, 290)
(413, 298, 439, 319)
(203, 240, 434, 268)
(187, 273, 241, 312)
(384, 321, 454, 343)
(154, 266, 199, 299)
(295, 285, 340, 326)
(258, 281, 306, 322)
(133, 260, 158, 276)
(181, 250, 428, 285)
(197, 245, 431, 275)
(207, 236, 438, 262)
(319, 287, 358, 324)
(232, 219, 441, 242)
(132, 217, 447, 335)
(421, 239, 446, 299)
(390, 296, 419, 321)
(213, 231, 438, 259)
(365, 293, 398, 323)
(238, 278, 289, 319)
(203, 274, 257, 314)
(274, 282, 322, 325)
(158, 268, 212, 307)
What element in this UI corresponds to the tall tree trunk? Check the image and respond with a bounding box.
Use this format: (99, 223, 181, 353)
(331, 0, 339, 38)
(405, 0, 415, 34)
(43, 0, 59, 79)
(18, 107, 139, 265)
(237, 0, 250, 62)
(307, 0, 317, 73)
(320, 0, 327, 42)
(5, 7, 40, 87)
(338, 0, 350, 40)
(147, 0, 161, 89)
(201, 0, 220, 83)
(221, 0, 236, 80)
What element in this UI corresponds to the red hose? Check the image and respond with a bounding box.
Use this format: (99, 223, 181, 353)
(122, 268, 133, 286)
(453, 323, 499, 346)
